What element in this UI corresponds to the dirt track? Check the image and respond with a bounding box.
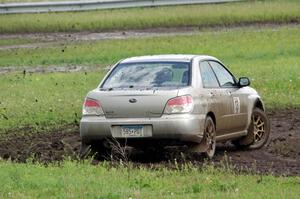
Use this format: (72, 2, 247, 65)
(0, 109, 299, 176)
(1, 23, 299, 51)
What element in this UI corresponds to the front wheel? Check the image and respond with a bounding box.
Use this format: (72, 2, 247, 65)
(233, 108, 270, 149)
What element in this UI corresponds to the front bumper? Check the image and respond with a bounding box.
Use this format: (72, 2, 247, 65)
(80, 114, 205, 144)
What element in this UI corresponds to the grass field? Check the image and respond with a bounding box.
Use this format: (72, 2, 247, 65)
(0, 26, 299, 132)
(0, 1, 300, 33)
(0, 1, 299, 195)
(0, 0, 80, 2)
(0, 160, 299, 198)
(0, 38, 36, 46)
(0, 72, 101, 132)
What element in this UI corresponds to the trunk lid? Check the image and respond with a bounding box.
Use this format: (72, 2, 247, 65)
(90, 89, 178, 118)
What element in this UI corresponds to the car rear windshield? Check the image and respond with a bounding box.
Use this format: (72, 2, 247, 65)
(101, 62, 191, 89)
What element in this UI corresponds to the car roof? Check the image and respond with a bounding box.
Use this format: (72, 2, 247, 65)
(120, 54, 218, 63)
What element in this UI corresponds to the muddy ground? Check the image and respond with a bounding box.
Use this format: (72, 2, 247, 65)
(1, 23, 299, 51)
(0, 109, 299, 176)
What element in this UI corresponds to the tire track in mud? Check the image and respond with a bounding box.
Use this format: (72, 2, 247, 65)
(1, 22, 299, 51)
(0, 109, 299, 176)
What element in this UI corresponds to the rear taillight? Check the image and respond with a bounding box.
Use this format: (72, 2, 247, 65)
(164, 95, 194, 114)
(82, 98, 104, 116)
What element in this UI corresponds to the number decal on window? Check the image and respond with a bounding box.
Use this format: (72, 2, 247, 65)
(233, 97, 240, 114)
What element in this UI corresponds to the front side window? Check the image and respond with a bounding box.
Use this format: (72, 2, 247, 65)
(199, 61, 219, 88)
(209, 61, 236, 87)
(101, 62, 190, 89)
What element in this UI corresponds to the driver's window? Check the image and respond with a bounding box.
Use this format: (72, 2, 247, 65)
(209, 61, 236, 87)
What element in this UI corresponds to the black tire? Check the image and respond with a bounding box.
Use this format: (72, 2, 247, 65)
(79, 140, 110, 159)
(233, 108, 270, 149)
(188, 116, 217, 158)
(79, 141, 91, 159)
(203, 116, 217, 159)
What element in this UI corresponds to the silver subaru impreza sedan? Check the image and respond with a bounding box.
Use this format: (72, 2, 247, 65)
(80, 54, 270, 158)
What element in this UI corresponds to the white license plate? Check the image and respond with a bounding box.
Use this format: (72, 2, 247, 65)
(120, 125, 144, 137)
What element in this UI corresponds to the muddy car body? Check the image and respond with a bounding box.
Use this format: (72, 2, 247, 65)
(80, 55, 270, 158)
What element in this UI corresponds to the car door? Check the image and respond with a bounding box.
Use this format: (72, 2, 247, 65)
(199, 61, 231, 135)
(209, 61, 248, 133)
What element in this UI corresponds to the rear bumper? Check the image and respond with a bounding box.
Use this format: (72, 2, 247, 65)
(80, 114, 205, 144)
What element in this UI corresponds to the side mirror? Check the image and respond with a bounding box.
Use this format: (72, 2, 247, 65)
(238, 77, 250, 87)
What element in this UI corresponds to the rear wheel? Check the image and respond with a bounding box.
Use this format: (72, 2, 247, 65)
(79, 140, 111, 159)
(79, 140, 91, 159)
(203, 117, 216, 159)
(233, 108, 270, 149)
(189, 116, 216, 159)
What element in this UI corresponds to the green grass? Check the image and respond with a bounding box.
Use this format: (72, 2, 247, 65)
(1, 27, 299, 132)
(1, 26, 299, 68)
(0, 1, 300, 33)
(0, 160, 299, 198)
(0, 0, 80, 2)
(0, 72, 102, 132)
(0, 38, 36, 46)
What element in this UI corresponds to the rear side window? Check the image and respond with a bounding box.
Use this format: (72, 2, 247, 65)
(209, 61, 236, 87)
(199, 61, 219, 88)
(101, 62, 190, 89)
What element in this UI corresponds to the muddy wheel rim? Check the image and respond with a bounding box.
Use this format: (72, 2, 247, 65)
(252, 114, 265, 143)
(205, 120, 216, 157)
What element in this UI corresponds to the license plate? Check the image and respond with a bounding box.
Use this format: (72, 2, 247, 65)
(120, 125, 144, 137)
